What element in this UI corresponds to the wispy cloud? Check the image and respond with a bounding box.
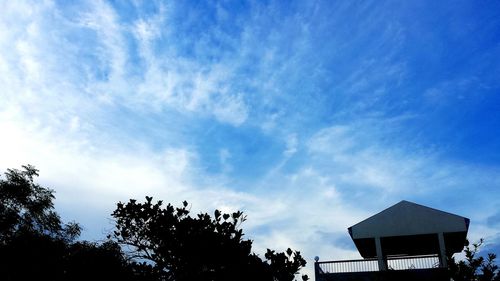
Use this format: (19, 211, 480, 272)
(1, 1, 500, 278)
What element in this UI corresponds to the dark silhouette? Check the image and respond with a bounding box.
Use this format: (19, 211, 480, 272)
(0, 165, 308, 281)
(0, 165, 80, 243)
(3, 165, 500, 281)
(448, 239, 500, 281)
(314, 200, 500, 281)
(111, 197, 309, 281)
(0, 166, 146, 281)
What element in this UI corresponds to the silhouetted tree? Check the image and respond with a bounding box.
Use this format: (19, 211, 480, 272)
(111, 197, 309, 281)
(1, 166, 309, 280)
(0, 165, 80, 244)
(0, 165, 138, 281)
(449, 239, 500, 281)
(65, 240, 148, 281)
(0, 165, 79, 280)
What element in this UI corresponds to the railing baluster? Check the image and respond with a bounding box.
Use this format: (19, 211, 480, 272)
(316, 254, 442, 275)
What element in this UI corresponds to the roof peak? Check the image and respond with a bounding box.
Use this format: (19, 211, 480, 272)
(349, 200, 469, 238)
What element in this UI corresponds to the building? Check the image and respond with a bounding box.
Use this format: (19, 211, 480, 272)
(315, 200, 470, 281)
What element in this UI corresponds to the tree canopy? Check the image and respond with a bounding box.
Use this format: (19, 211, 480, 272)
(0, 165, 308, 281)
(111, 197, 308, 281)
(0, 166, 138, 281)
(0, 165, 79, 244)
(448, 239, 500, 281)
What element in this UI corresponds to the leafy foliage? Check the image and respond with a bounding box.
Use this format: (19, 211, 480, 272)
(0, 166, 309, 281)
(449, 239, 500, 281)
(112, 197, 308, 281)
(0, 166, 136, 281)
(64, 240, 144, 281)
(0, 165, 80, 243)
(265, 248, 308, 281)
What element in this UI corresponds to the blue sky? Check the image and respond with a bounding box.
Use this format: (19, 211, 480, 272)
(1, 0, 500, 277)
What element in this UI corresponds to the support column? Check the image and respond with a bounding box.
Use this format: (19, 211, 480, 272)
(375, 237, 386, 271)
(438, 232, 448, 268)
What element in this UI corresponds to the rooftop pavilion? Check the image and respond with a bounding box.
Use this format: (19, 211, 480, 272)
(315, 200, 470, 281)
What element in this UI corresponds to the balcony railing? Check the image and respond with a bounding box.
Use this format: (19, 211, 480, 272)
(387, 254, 441, 270)
(316, 254, 443, 274)
(317, 258, 379, 273)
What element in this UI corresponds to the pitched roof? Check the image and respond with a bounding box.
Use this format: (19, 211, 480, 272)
(348, 200, 469, 239)
(348, 200, 470, 257)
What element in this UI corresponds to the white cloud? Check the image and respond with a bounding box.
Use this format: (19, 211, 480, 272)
(0, 1, 252, 231)
(212, 92, 248, 125)
(2, 111, 371, 271)
(219, 148, 233, 173)
(306, 122, 436, 194)
(308, 126, 355, 156)
(79, 0, 127, 81)
(2, 2, 500, 280)
(1, 1, 249, 129)
(284, 133, 298, 157)
(0, 110, 222, 239)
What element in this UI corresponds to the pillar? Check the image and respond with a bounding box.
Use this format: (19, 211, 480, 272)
(375, 237, 387, 271)
(438, 232, 448, 268)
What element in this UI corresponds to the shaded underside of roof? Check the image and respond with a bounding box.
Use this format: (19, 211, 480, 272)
(352, 232, 468, 258)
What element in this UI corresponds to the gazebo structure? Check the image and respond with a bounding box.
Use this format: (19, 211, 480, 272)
(315, 200, 469, 281)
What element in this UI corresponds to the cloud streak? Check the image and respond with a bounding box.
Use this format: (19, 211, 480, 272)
(1, 1, 500, 279)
